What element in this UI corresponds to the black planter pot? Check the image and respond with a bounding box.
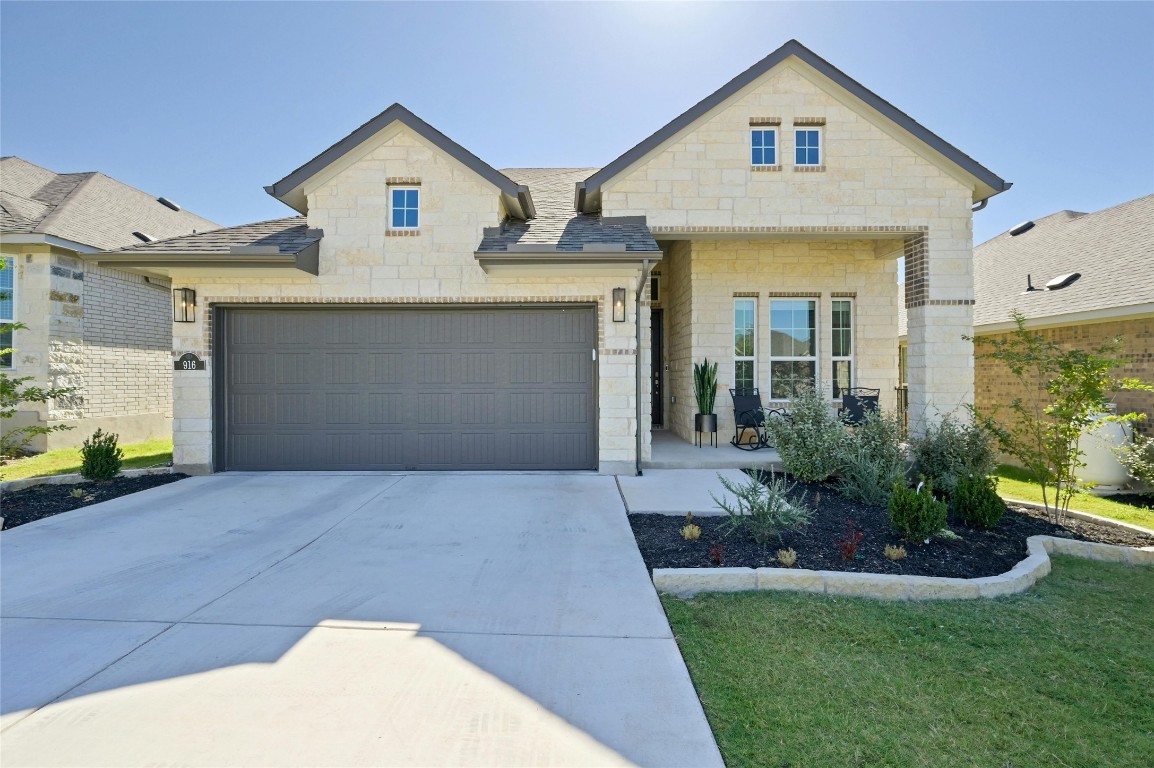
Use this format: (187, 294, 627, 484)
(694, 413, 718, 447)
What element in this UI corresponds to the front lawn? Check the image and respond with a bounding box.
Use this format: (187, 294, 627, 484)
(664, 555, 1154, 768)
(995, 464, 1154, 530)
(0, 438, 173, 482)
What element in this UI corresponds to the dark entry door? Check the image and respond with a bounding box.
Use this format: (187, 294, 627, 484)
(651, 309, 664, 427)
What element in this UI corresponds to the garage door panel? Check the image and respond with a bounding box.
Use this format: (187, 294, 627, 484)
(219, 307, 597, 471)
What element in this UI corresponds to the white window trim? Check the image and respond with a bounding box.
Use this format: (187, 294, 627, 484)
(768, 298, 818, 401)
(389, 186, 420, 230)
(0, 255, 16, 370)
(734, 298, 757, 391)
(831, 298, 854, 400)
(794, 127, 823, 166)
(750, 127, 778, 166)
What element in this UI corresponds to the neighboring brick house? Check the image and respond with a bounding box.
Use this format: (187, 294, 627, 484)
(97, 40, 1009, 475)
(0, 157, 218, 451)
(905, 194, 1152, 433)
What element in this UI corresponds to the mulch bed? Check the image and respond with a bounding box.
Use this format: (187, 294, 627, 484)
(1, 474, 189, 530)
(629, 477, 1154, 580)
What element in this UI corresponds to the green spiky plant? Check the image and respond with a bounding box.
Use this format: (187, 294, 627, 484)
(693, 358, 719, 415)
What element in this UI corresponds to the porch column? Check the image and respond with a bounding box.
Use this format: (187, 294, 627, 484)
(903, 231, 975, 435)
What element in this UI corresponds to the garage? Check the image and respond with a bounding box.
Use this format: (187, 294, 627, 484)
(214, 306, 598, 471)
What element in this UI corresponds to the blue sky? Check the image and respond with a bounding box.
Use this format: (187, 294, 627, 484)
(2, 1, 1151, 245)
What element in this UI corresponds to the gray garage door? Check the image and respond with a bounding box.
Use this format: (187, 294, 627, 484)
(215, 306, 598, 471)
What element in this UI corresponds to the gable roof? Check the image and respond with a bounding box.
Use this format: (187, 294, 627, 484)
(266, 103, 535, 220)
(971, 194, 1154, 329)
(0, 156, 219, 251)
(576, 39, 1010, 213)
(477, 168, 659, 254)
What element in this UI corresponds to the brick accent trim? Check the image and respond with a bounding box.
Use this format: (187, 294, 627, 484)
(751, 165, 783, 172)
(907, 299, 976, 309)
(767, 291, 822, 298)
(733, 291, 760, 297)
(385, 229, 420, 237)
(649, 225, 928, 235)
(794, 165, 826, 173)
(793, 117, 827, 126)
(903, 233, 928, 308)
(830, 291, 857, 298)
(749, 117, 782, 126)
(602, 348, 637, 357)
(385, 177, 421, 185)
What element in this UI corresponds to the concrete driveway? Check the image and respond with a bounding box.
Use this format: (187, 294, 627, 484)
(0, 473, 722, 767)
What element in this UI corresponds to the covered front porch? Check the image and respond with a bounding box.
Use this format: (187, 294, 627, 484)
(643, 429, 781, 471)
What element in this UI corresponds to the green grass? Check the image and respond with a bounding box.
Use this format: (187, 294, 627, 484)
(995, 464, 1154, 530)
(0, 438, 172, 481)
(663, 556, 1154, 768)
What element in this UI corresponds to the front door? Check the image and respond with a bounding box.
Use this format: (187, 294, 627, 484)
(651, 309, 664, 427)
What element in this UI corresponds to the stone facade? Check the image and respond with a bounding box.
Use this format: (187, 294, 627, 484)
(974, 316, 1154, 436)
(1, 244, 173, 451)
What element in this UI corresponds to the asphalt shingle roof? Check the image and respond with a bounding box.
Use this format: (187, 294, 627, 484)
(0, 157, 219, 251)
(111, 216, 317, 254)
(477, 168, 659, 253)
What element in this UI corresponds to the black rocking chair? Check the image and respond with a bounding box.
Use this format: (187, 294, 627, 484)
(840, 387, 881, 425)
(730, 388, 769, 451)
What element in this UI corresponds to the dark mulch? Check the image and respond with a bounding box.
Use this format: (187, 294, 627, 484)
(1099, 492, 1154, 510)
(629, 477, 1154, 579)
(1, 474, 189, 530)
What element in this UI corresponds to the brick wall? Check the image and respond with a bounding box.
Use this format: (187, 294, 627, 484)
(975, 317, 1154, 435)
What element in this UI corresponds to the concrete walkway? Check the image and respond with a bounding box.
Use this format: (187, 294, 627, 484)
(618, 468, 753, 515)
(0, 473, 722, 767)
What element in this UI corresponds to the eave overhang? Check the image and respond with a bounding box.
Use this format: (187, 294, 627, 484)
(93, 241, 320, 276)
(474, 246, 662, 273)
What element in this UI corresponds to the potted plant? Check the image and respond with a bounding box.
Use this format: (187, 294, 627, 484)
(693, 358, 719, 444)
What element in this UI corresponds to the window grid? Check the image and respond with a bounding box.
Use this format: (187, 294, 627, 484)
(0, 256, 14, 369)
(390, 187, 419, 229)
(795, 128, 821, 166)
(734, 298, 757, 391)
(769, 298, 817, 400)
(831, 299, 853, 399)
(751, 129, 777, 166)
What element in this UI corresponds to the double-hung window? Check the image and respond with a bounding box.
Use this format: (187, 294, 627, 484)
(751, 129, 777, 166)
(795, 128, 822, 166)
(734, 298, 756, 391)
(831, 299, 853, 398)
(390, 187, 419, 230)
(0, 256, 15, 369)
(769, 299, 816, 399)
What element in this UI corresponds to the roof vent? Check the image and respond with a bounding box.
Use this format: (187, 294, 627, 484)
(157, 197, 181, 211)
(1046, 272, 1081, 291)
(1022, 274, 1041, 293)
(1009, 221, 1035, 236)
(132, 231, 154, 243)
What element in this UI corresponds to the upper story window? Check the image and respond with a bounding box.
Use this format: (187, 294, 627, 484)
(751, 129, 778, 166)
(390, 187, 420, 229)
(1, 256, 15, 369)
(795, 128, 822, 166)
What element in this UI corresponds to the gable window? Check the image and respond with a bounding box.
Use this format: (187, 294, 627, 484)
(390, 187, 419, 229)
(831, 299, 853, 398)
(795, 128, 822, 166)
(769, 299, 816, 399)
(751, 129, 777, 166)
(0, 256, 15, 369)
(734, 298, 756, 391)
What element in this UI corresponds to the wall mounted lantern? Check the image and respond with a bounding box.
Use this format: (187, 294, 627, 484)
(173, 288, 197, 323)
(612, 287, 626, 322)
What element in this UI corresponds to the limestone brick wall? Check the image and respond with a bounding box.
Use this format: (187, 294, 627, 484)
(661, 239, 900, 444)
(171, 124, 642, 473)
(975, 317, 1154, 437)
(598, 59, 978, 434)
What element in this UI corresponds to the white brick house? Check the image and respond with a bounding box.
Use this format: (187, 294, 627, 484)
(97, 40, 1009, 475)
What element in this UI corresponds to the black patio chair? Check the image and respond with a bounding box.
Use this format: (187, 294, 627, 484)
(730, 388, 770, 451)
(841, 387, 880, 426)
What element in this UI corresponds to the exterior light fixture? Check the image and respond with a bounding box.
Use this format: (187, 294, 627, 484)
(173, 288, 196, 323)
(612, 287, 627, 322)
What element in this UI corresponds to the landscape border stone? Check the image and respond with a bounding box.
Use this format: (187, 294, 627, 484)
(653, 535, 1154, 600)
(0, 466, 173, 494)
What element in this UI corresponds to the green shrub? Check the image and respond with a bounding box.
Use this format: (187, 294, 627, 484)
(80, 429, 124, 481)
(712, 470, 812, 545)
(836, 410, 907, 506)
(952, 474, 1005, 529)
(765, 384, 846, 482)
(908, 415, 997, 498)
(888, 478, 948, 542)
(1117, 434, 1154, 488)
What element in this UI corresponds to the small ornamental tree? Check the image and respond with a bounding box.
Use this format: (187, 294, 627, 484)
(968, 311, 1152, 524)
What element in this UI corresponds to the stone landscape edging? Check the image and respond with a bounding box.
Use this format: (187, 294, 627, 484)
(0, 466, 172, 493)
(653, 535, 1154, 600)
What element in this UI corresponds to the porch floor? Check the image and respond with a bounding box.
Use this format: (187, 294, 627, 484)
(644, 429, 781, 471)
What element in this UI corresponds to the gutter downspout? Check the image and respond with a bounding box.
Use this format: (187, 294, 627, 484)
(635, 259, 653, 476)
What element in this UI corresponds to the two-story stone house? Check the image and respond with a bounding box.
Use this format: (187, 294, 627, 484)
(98, 40, 1010, 475)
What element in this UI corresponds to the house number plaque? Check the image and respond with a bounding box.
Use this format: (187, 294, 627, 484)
(174, 353, 206, 371)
